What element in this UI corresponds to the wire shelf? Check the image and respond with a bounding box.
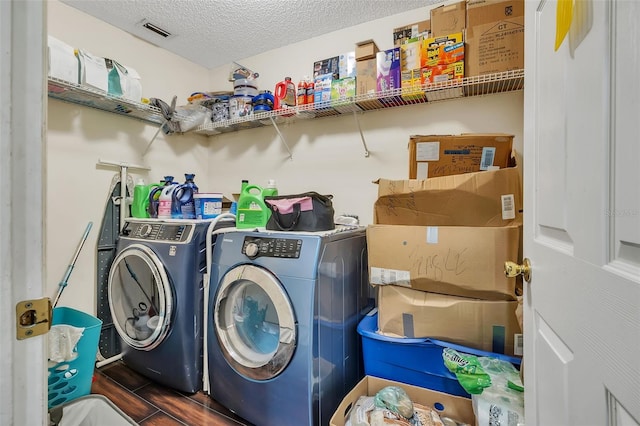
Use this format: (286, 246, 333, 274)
(195, 69, 524, 135)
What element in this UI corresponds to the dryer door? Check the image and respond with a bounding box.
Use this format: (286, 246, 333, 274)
(214, 264, 296, 381)
(108, 243, 173, 351)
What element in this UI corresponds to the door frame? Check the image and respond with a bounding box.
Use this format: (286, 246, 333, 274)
(0, 0, 47, 425)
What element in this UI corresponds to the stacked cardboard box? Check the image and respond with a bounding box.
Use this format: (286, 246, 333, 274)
(355, 40, 380, 97)
(367, 133, 523, 357)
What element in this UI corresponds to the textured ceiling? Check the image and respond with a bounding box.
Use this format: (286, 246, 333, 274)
(59, 0, 430, 69)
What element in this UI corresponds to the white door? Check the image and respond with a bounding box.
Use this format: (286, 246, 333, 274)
(0, 1, 48, 425)
(524, 0, 640, 425)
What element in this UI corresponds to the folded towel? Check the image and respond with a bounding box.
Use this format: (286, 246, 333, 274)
(48, 324, 84, 363)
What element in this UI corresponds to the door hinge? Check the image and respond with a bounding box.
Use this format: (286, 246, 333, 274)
(16, 297, 52, 340)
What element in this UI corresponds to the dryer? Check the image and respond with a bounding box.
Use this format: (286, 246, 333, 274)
(108, 217, 232, 393)
(207, 227, 372, 426)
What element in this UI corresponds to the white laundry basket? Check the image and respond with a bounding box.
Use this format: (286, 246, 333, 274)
(48, 394, 137, 425)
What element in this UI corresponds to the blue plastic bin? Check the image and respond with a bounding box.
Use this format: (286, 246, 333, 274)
(357, 311, 521, 398)
(48, 307, 103, 408)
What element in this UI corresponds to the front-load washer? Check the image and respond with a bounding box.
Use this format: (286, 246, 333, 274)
(108, 217, 232, 393)
(207, 227, 372, 426)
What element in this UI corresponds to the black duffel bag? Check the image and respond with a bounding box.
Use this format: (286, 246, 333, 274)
(264, 192, 335, 232)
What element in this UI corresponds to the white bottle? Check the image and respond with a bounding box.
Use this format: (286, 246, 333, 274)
(157, 184, 177, 219)
(263, 179, 278, 197)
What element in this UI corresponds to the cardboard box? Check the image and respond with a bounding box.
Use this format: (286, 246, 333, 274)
(409, 133, 514, 179)
(374, 165, 522, 227)
(355, 39, 380, 61)
(400, 39, 422, 71)
(393, 19, 431, 46)
(331, 77, 356, 102)
(430, 1, 467, 38)
(422, 61, 465, 84)
(314, 73, 333, 104)
(367, 221, 521, 300)
(376, 48, 401, 92)
(377, 285, 522, 356)
(356, 59, 377, 96)
(329, 376, 475, 426)
(466, 0, 525, 77)
(422, 32, 465, 68)
(338, 51, 356, 79)
(313, 56, 339, 79)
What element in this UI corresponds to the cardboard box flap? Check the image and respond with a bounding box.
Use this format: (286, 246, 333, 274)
(374, 166, 522, 227)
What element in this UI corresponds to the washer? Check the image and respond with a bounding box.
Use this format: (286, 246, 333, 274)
(207, 227, 373, 426)
(108, 217, 232, 393)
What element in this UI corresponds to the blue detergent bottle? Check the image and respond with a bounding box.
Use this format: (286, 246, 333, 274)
(172, 173, 198, 219)
(156, 176, 178, 219)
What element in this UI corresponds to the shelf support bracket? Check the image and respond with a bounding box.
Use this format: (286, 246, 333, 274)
(353, 112, 370, 157)
(269, 116, 293, 160)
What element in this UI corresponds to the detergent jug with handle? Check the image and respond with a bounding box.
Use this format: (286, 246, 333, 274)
(132, 179, 161, 218)
(236, 184, 271, 229)
(157, 177, 179, 219)
(148, 176, 173, 218)
(171, 173, 198, 219)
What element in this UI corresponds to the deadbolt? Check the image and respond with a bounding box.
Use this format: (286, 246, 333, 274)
(504, 258, 531, 283)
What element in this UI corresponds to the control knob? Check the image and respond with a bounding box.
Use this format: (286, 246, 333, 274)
(245, 242, 260, 259)
(139, 224, 153, 238)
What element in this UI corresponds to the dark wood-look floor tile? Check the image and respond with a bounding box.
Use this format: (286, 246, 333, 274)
(91, 372, 159, 423)
(99, 361, 152, 391)
(182, 391, 254, 425)
(136, 382, 247, 426)
(139, 411, 188, 426)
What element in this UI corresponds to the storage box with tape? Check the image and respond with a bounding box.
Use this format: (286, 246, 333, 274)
(393, 19, 431, 46)
(430, 1, 466, 38)
(409, 133, 514, 179)
(465, 0, 525, 77)
(330, 375, 476, 426)
(367, 221, 521, 300)
(377, 285, 522, 356)
(374, 165, 522, 227)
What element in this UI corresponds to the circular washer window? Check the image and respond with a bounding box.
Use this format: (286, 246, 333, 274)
(214, 264, 296, 381)
(108, 243, 172, 351)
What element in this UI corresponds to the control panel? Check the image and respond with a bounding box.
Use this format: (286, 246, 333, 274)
(242, 236, 302, 259)
(124, 221, 193, 243)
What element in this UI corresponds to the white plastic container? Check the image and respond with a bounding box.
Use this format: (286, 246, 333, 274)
(194, 193, 223, 219)
(157, 184, 177, 219)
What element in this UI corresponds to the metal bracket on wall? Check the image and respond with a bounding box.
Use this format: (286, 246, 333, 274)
(269, 116, 293, 160)
(353, 112, 370, 158)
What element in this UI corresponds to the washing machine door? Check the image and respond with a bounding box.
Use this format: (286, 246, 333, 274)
(108, 243, 173, 351)
(214, 264, 296, 381)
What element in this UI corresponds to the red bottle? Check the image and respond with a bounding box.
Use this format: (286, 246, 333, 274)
(306, 78, 315, 105)
(298, 80, 307, 105)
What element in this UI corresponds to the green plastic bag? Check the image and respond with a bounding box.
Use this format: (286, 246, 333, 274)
(442, 348, 492, 395)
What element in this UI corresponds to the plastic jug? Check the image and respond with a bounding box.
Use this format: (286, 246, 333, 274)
(274, 77, 296, 111)
(148, 176, 174, 218)
(171, 174, 198, 219)
(132, 179, 161, 218)
(157, 178, 178, 219)
(236, 184, 271, 229)
(262, 179, 278, 198)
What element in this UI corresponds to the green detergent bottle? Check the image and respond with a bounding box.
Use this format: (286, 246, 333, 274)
(236, 184, 271, 229)
(131, 179, 161, 218)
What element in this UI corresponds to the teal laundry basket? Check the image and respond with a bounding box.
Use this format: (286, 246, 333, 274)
(48, 307, 102, 409)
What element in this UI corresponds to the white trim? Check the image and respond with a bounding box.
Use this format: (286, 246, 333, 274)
(0, 1, 47, 425)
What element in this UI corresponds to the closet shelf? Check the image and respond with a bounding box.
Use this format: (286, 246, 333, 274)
(47, 77, 181, 126)
(194, 69, 524, 136)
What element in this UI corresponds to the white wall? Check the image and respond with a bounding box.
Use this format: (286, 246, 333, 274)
(45, 1, 523, 314)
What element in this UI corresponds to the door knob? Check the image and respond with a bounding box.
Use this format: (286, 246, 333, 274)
(504, 258, 531, 283)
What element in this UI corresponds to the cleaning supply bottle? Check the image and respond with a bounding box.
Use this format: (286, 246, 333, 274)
(172, 173, 198, 219)
(148, 176, 173, 218)
(274, 77, 296, 111)
(236, 183, 270, 229)
(157, 177, 178, 219)
(305, 76, 315, 104)
(297, 79, 307, 105)
(131, 178, 150, 218)
(262, 179, 278, 197)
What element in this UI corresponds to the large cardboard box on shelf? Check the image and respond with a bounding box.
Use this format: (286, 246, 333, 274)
(409, 133, 514, 179)
(377, 285, 522, 356)
(355, 39, 380, 61)
(374, 165, 522, 227)
(465, 0, 525, 77)
(367, 221, 521, 300)
(329, 376, 475, 426)
(430, 1, 467, 38)
(356, 59, 377, 96)
(393, 19, 431, 46)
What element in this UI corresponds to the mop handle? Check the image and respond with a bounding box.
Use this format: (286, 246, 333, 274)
(53, 222, 93, 306)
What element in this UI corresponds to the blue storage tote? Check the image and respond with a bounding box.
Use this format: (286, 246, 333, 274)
(48, 307, 103, 408)
(357, 310, 521, 398)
